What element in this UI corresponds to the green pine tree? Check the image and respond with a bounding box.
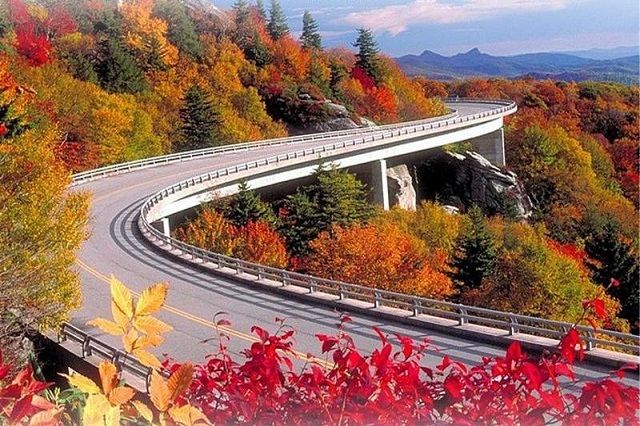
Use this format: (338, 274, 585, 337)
(232, 0, 253, 49)
(219, 181, 276, 227)
(586, 223, 640, 332)
(280, 164, 374, 255)
(353, 28, 382, 84)
(179, 84, 219, 151)
(154, 0, 203, 61)
(300, 10, 321, 50)
(95, 38, 147, 94)
(255, 0, 267, 20)
(267, 0, 289, 40)
(452, 205, 497, 290)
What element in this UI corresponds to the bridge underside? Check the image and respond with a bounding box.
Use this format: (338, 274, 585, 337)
(153, 117, 506, 233)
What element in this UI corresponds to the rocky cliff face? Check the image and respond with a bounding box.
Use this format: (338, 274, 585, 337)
(287, 99, 371, 135)
(415, 151, 533, 218)
(387, 165, 417, 211)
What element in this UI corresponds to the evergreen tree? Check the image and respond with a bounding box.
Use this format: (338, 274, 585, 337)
(154, 0, 203, 61)
(452, 205, 497, 290)
(586, 223, 639, 332)
(267, 0, 289, 40)
(219, 181, 276, 227)
(66, 53, 99, 84)
(280, 164, 374, 255)
(95, 38, 147, 94)
(353, 28, 381, 84)
(179, 84, 219, 151)
(300, 10, 321, 50)
(255, 0, 267, 20)
(232, 0, 252, 49)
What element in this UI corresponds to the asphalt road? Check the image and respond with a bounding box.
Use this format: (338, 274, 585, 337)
(71, 102, 635, 387)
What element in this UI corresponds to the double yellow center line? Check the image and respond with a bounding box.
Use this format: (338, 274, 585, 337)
(76, 258, 332, 369)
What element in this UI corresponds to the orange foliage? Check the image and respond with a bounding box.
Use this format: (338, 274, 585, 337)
(306, 223, 453, 298)
(234, 221, 289, 268)
(175, 208, 288, 268)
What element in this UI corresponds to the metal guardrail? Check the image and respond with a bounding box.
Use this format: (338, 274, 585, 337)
(131, 99, 638, 356)
(58, 323, 157, 389)
(70, 110, 462, 186)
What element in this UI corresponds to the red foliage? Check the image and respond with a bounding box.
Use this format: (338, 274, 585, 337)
(0, 123, 7, 138)
(15, 25, 51, 66)
(0, 349, 61, 423)
(351, 66, 376, 90)
(164, 314, 639, 425)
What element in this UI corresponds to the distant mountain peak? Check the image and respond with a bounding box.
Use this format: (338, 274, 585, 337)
(465, 48, 482, 56)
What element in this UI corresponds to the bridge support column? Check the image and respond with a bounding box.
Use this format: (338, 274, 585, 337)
(470, 128, 505, 166)
(371, 159, 390, 210)
(159, 217, 171, 237)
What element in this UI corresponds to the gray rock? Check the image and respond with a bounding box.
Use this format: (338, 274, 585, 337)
(387, 165, 417, 210)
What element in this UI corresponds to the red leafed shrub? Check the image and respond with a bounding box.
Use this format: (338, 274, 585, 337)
(15, 25, 51, 66)
(0, 350, 62, 423)
(165, 313, 639, 425)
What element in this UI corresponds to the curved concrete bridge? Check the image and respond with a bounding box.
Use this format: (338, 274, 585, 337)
(67, 100, 638, 386)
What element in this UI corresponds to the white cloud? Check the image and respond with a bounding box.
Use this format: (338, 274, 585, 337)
(342, 0, 578, 36)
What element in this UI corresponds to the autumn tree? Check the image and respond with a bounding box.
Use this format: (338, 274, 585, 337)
(255, 0, 267, 20)
(266, 0, 288, 40)
(300, 10, 321, 50)
(353, 28, 381, 84)
(216, 181, 276, 227)
(452, 206, 497, 290)
(178, 84, 219, 151)
(306, 223, 453, 298)
(0, 67, 88, 365)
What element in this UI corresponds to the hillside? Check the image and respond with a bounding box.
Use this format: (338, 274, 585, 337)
(396, 48, 639, 84)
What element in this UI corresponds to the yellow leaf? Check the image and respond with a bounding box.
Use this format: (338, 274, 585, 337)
(168, 363, 193, 401)
(137, 333, 164, 349)
(86, 318, 125, 336)
(136, 283, 169, 316)
(28, 408, 64, 426)
(123, 328, 139, 353)
(108, 386, 135, 405)
(133, 315, 173, 336)
(110, 275, 134, 319)
(83, 393, 111, 425)
(104, 405, 121, 426)
(132, 401, 154, 423)
(111, 301, 131, 330)
(149, 370, 171, 411)
(99, 362, 118, 395)
(63, 372, 101, 395)
(133, 348, 162, 369)
(168, 404, 210, 426)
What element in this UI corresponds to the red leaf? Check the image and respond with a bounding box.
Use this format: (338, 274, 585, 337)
(444, 376, 464, 400)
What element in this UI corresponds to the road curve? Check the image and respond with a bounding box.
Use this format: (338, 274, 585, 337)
(71, 102, 623, 384)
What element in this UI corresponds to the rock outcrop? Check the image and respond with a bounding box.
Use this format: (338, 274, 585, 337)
(417, 151, 533, 218)
(387, 165, 417, 211)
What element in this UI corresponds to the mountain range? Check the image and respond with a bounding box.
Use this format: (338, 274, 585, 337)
(395, 47, 639, 84)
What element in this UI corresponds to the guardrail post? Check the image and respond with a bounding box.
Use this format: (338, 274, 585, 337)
(339, 284, 346, 300)
(82, 336, 91, 357)
(458, 306, 468, 325)
(508, 316, 519, 335)
(282, 273, 289, 287)
(373, 291, 381, 308)
(309, 280, 315, 294)
(585, 330, 595, 351)
(412, 299, 421, 317)
(235, 262, 241, 274)
(257, 268, 263, 281)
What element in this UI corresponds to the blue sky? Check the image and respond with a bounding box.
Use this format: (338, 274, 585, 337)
(214, 0, 639, 56)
